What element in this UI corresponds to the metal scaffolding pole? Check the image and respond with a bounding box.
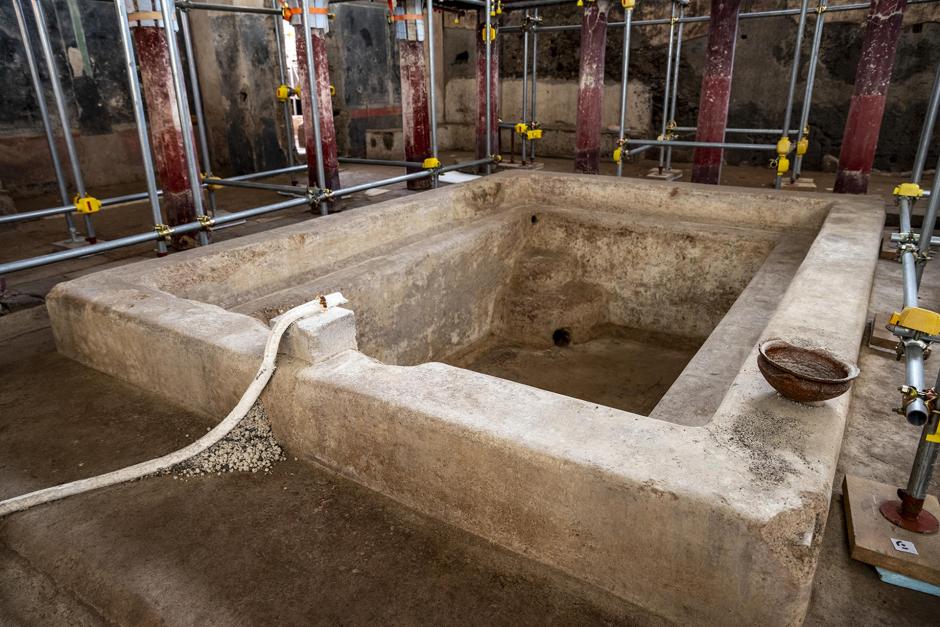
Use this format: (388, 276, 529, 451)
(0, 157, 492, 276)
(792, 0, 828, 182)
(484, 0, 493, 175)
(159, 0, 209, 245)
(774, 0, 810, 189)
(115, 0, 168, 256)
(29, 0, 96, 242)
(665, 0, 685, 172)
(179, 9, 218, 217)
(657, 0, 677, 171)
(428, 0, 441, 186)
(177, 1, 281, 15)
(530, 8, 539, 162)
(300, 0, 329, 213)
(271, 0, 296, 174)
(630, 138, 777, 151)
(912, 64, 940, 187)
(521, 10, 530, 164)
(12, 0, 78, 242)
(615, 3, 633, 177)
(916, 150, 940, 289)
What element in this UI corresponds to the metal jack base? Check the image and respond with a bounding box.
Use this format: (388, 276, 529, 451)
(781, 177, 818, 192)
(646, 167, 682, 181)
(844, 475, 940, 589)
(880, 490, 940, 534)
(51, 237, 102, 252)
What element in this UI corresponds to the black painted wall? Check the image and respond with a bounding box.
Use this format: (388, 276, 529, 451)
(1, 0, 132, 137)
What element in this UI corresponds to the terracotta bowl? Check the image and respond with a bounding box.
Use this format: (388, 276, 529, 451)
(757, 339, 860, 403)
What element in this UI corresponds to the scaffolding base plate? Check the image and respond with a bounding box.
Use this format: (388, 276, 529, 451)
(781, 177, 818, 191)
(645, 167, 683, 181)
(51, 238, 95, 251)
(844, 474, 940, 588)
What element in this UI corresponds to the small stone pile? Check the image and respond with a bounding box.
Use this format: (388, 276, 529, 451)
(171, 402, 285, 478)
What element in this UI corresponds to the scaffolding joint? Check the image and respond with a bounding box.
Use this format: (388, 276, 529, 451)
(154, 223, 175, 241)
(202, 173, 223, 190)
(276, 84, 299, 102)
(73, 194, 102, 215)
(197, 214, 215, 230)
(893, 182, 925, 199)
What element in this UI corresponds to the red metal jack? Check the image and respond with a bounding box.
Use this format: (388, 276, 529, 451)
(880, 488, 939, 534)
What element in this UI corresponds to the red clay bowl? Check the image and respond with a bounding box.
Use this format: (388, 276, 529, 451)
(757, 338, 860, 403)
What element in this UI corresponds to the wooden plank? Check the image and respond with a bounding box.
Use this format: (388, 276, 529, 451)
(869, 312, 900, 351)
(880, 227, 898, 260)
(844, 474, 940, 587)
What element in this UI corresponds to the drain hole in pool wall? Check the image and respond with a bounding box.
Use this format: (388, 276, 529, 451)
(552, 328, 572, 347)
(531, 214, 539, 224)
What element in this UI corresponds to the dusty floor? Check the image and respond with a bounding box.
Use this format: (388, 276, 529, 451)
(448, 330, 700, 415)
(2, 160, 940, 624)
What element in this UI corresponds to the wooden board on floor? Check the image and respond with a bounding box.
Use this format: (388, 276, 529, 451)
(844, 474, 940, 587)
(869, 312, 900, 352)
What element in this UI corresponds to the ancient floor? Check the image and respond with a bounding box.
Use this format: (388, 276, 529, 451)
(2, 161, 939, 624)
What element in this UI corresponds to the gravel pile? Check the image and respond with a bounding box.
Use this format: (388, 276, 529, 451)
(171, 402, 286, 478)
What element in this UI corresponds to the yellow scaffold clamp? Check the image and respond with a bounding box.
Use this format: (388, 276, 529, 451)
(775, 136, 792, 176)
(154, 223, 174, 241)
(612, 138, 625, 164)
(422, 157, 441, 170)
(893, 182, 925, 199)
(490, 0, 502, 16)
(526, 127, 542, 141)
(514, 122, 529, 135)
(888, 307, 940, 338)
(73, 194, 101, 215)
(202, 173, 223, 190)
(330, 84, 336, 97)
(276, 84, 299, 102)
(621, 0, 635, 8)
(796, 127, 809, 156)
(481, 24, 497, 41)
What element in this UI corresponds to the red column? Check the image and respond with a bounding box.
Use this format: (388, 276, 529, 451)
(398, 39, 432, 190)
(691, 0, 742, 185)
(475, 11, 499, 168)
(295, 28, 341, 191)
(574, 0, 611, 174)
(133, 26, 196, 230)
(834, 0, 907, 194)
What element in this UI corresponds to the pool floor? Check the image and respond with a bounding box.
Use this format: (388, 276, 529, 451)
(446, 329, 701, 415)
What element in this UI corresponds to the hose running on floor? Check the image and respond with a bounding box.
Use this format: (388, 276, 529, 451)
(0, 294, 345, 518)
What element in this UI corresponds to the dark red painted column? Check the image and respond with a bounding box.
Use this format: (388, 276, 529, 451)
(133, 26, 196, 229)
(834, 0, 907, 194)
(691, 0, 742, 185)
(475, 10, 499, 169)
(398, 39, 432, 190)
(295, 28, 341, 191)
(574, 0, 611, 174)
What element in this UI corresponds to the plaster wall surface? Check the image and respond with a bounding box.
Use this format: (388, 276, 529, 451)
(47, 172, 883, 625)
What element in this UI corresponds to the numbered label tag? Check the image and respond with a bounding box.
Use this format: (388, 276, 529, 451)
(890, 538, 919, 555)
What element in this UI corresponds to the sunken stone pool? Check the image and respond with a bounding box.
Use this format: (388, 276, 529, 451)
(48, 172, 884, 624)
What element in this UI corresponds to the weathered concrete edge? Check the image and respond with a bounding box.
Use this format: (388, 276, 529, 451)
(262, 198, 885, 625)
(43, 175, 885, 624)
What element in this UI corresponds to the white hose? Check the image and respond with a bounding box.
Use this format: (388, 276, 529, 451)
(0, 294, 345, 518)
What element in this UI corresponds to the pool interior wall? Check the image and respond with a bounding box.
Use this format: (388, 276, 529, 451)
(232, 205, 787, 416)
